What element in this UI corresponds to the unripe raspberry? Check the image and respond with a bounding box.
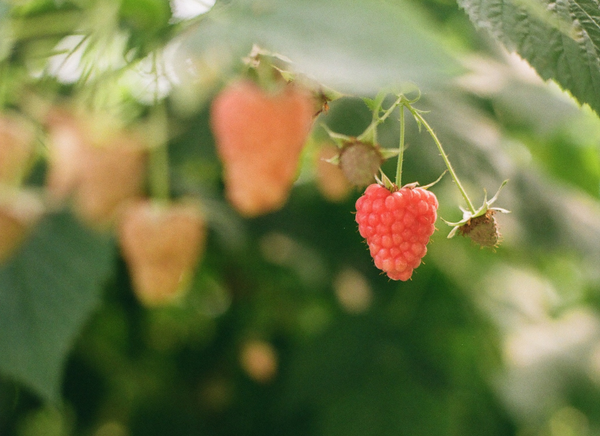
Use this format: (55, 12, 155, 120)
(355, 184, 438, 281)
(118, 200, 206, 306)
(45, 108, 147, 227)
(210, 80, 314, 217)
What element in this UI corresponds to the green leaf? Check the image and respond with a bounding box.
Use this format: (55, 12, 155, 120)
(182, 0, 462, 94)
(458, 0, 600, 115)
(0, 212, 114, 403)
(0, 1, 11, 61)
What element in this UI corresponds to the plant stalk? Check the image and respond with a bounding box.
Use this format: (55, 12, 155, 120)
(395, 105, 405, 187)
(149, 141, 170, 201)
(405, 102, 476, 213)
(148, 54, 170, 201)
(358, 96, 401, 143)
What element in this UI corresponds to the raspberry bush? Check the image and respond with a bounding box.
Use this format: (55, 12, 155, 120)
(2, 1, 599, 436)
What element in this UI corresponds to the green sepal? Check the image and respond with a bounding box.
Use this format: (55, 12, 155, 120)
(444, 179, 510, 238)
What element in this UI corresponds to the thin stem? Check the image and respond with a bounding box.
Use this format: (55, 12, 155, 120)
(0, 62, 7, 108)
(395, 105, 405, 187)
(148, 52, 170, 201)
(358, 96, 401, 143)
(149, 137, 170, 200)
(405, 102, 476, 213)
(370, 91, 387, 144)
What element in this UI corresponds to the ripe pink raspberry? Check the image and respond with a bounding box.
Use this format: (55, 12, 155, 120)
(355, 184, 438, 281)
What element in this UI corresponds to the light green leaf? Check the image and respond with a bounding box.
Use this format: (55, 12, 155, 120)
(458, 0, 600, 115)
(0, 1, 12, 61)
(181, 0, 462, 94)
(0, 212, 114, 403)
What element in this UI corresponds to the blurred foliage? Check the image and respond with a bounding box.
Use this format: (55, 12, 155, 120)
(1, 0, 600, 436)
(0, 212, 113, 403)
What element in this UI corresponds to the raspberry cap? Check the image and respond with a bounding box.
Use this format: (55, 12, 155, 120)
(355, 183, 438, 281)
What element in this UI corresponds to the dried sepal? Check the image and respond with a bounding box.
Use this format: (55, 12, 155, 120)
(444, 180, 510, 247)
(338, 140, 383, 187)
(459, 209, 501, 248)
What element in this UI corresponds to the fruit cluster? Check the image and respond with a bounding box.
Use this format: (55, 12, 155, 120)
(0, 107, 208, 307)
(0, 48, 508, 306)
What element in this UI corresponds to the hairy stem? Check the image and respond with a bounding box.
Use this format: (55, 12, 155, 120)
(358, 96, 401, 143)
(405, 102, 475, 213)
(395, 105, 405, 187)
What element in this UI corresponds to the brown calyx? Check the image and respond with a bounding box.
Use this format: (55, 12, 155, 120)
(459, 210, 501, 248)
(338, 140, 383, 187)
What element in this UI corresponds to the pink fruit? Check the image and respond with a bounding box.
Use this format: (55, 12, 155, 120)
(118, 200, 206, 306)
(45, 108, 146, 226)
(210, 80, 314, 216)
(355, 184, 438, 281)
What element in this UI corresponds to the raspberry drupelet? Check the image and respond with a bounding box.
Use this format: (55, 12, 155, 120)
(355, 184, 438, 281)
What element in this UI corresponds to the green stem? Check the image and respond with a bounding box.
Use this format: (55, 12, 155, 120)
(0, 62, 7, 108)
(395, 105, 405, 187)
(149, 140, 170, 200)
(148, 54, 170, 201)
(358, 96, 401, 143)
(405, 102, 476, 213)
(370, 91, 386, 144)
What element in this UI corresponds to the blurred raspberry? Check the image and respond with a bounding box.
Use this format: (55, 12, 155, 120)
(210, 80, 314, 217)
(45, 108, 146, 226)
(0, 113, 35, 186)
(118, 200, 206, 306)
(0, 190, 44, 262)
(314, 144, 351, 202)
